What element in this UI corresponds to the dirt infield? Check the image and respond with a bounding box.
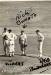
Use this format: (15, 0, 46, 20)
(0, 54, 51, 74)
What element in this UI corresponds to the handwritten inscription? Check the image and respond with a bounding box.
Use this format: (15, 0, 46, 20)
(5, 61, 24, 66)
(16, 8, 37, 25)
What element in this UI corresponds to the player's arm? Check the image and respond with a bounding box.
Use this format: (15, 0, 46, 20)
(2, 33, 8, 40)
(2, 33, 5, 37)
(25, 34, 27, 46)
(14, 34, 17, 40)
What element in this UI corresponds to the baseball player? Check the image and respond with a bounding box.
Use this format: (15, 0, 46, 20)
(8, 29, 17, 57)
(2, 28, 9, 56)
(36, 30, 44, 58)
(19, 30, 27, 56)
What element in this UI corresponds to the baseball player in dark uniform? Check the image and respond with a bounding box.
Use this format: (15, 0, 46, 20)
(2, 28, 9, 56)
(19, 30, 27, 56)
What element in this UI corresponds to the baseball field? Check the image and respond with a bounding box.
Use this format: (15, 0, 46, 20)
(0, 1, 51, 74)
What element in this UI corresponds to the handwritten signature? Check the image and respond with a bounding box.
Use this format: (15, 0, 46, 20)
(16, 8, 37, 25)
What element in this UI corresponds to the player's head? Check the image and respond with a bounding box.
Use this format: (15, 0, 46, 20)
(21, 30, 24, 34)
(4, 27, 7, 32)
(8, 29, 12, 33)
(36, 30, 40, 34)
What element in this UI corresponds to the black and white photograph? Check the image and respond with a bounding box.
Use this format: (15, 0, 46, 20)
(0, 0, 51, 74)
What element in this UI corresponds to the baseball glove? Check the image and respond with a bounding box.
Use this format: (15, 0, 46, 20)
(3, 35, 8, 40)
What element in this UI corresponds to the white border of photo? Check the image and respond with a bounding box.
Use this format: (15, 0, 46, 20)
(0, 0, 51, 1)
(0, 0, 51, 75)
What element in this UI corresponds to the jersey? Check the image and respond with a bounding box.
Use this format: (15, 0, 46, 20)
(37, 32, 44, 42)
(8, 32, 17, 45)
(2, 31, 9, 40)
(19, 33, 27, 45)
(2, 31, 10, 46)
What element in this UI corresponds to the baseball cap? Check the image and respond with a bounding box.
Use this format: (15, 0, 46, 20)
(36, 30, 40, 33)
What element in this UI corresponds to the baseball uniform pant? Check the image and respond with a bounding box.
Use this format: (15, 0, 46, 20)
(38, 41, 43, 57)
(3, 40, 9, 56)
(9, 44, 15, 56)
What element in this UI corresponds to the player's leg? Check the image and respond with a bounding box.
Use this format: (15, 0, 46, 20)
(3, 39, 5, 55)
(39, 42, 43, 57)
(21, 45, 23, 55)
(9, 52, 12, 57)
(23, 44, 27, 56)
(9, 48, 12, 57)
(20, 44, 24, 55)
(4, 45, 7, 56)
(22, 44, 26, 56)
(22, 48, 25, 55)
(3, 40, 6, 55)
(4, 40, 8, 56)
(12, 52, 14, 56)
(5, 40, 10, 56)
(38, 42, 40, 57)
(9, 44, 12, 57)
(12, 45, 15, 56)
(22, 43, 25, 55)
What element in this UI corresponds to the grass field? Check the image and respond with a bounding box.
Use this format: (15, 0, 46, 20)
(0, 1, 51, 74)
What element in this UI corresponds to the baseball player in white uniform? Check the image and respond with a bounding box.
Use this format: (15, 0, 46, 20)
(36, 30, 44, 58)
(19, 30, 27, 56)
(2, 28, 9, 56)
(8, 29, 17, 57)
